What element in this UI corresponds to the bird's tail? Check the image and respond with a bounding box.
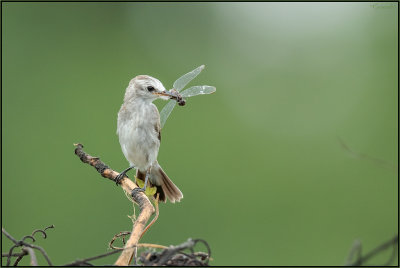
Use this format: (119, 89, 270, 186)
(136, 162, 183, 203)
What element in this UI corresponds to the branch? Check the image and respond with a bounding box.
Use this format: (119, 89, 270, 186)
(64, 243, 167, 266)
(337, 137, 397, 171)
(13, 252, 27, 266)
(2, 252, 27, 257)
(23, 247, 38, 266)
(109, 231, 168, 250)
(2, 226, 53, 266)
(140, 193, 160, 240)
(114, 189, 155, 265)
(109, 194, 160, 250)
(73, 143, 155, 266)
(109, 231, 132, 250)
(139, 238, 211, 266)
(63, 247, 126, 266)
(346, 234, 399, 266)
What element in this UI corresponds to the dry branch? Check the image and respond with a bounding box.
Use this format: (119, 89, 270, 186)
(139, 238, 211, 266)
(73, 143, 155, 266)
(23, 247, 38, 266)
(2, 226, 53, 266)
(346, 234, 399, 266)
(109, 231, 168, 250)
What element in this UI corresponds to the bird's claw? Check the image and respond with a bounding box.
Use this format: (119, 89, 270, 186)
(131, 187, 145, 196)
(115, 173, 127, 185)
(114, 166, 135, 186)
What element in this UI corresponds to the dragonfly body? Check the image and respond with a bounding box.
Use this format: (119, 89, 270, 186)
(170, 89, 186, 106)
(160, 65, 216, 128)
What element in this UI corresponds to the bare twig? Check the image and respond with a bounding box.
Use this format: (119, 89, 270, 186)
(23, 247, 38, 266)
(73, 143, 155, 266)
(137, 243, 168, 250)
(20, 225, 55, 244)
(10, 250, 28, 266)
(140, 193, 160, 240)
(2, 228, 19, 244)
(110, 231, 169, 251)
(383, 239, 398, 266)
(64, 242, 171, 267)
(64, 248, 122, 266)
(158, 239, 196, 265)
(28, 244, 52, 266)
(109, 231, 132, 250)
(31, 225, 55, 240)
(74, 143, 145, 192)
(114, 190, 155, 266)
(139, 238, 211, 266)
(346, 234, 399, 266)
(7, 245, 21, 266)
(109, 230, 168, 251)
(338, 137, 397, 171)
(345, 239, 362, 265)
(2, 226, 53, 266)
(2, 252, 27, 258)
(12, 250, 27, 266)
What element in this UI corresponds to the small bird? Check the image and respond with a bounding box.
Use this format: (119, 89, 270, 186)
(116, 75, 183, 203)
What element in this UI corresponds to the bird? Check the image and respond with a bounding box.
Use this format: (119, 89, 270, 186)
(115, 75, 183, 203)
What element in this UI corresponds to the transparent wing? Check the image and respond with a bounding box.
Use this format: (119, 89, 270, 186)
(180, 85, 216, 98)
(160, 100, 177, 129)
(173, 65, 205, 92)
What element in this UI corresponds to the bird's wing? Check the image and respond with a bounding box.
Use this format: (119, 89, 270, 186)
(152, 105, 161, 142)
(156, 121, 161, 142)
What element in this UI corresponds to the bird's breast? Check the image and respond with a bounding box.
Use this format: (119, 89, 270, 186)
(117, 101, 160, 169)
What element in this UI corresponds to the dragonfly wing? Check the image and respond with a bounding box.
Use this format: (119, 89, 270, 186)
(160, 100, 177, 129)
(180, 85, 216, 98)
(173, 65, 205, 92)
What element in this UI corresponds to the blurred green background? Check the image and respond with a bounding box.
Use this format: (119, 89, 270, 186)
(2, 2, 398, 266)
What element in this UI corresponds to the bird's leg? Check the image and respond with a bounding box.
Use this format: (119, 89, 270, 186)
(131, 167, 151, 195)
(115, 165, 135, 185)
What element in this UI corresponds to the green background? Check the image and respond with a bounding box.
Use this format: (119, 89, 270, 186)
(2, 2, 398, 266)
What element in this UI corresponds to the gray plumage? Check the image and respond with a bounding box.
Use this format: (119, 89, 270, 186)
(117, 75, 183, 203)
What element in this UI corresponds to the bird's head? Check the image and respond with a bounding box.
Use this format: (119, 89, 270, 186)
(124, 75, 175, 103)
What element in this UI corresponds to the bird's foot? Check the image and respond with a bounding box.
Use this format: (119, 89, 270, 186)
(114, 173, 127, 185)
(115, 166, 135, 185)
(131, 187, 146, 197)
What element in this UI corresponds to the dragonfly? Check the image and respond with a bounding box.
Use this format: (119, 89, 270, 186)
(160, 65, 216, 128)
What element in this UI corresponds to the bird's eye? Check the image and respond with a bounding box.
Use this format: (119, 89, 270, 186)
(147, 86, 155, 92)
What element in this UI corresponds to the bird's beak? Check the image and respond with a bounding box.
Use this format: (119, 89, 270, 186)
(154, 90, 179, 100)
